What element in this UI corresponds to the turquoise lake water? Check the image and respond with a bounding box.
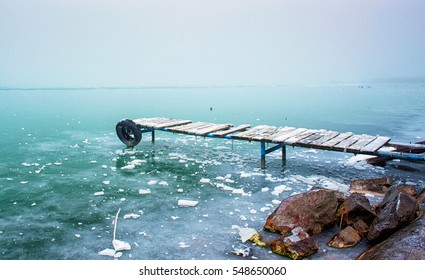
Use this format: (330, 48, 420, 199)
(0, 83, 424, 260)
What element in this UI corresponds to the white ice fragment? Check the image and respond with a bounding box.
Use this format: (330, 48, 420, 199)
(260, 207, 271, 213)
(249, 209, 257, 214)
(271, 184, 292, 196)
(102, 180, 110, 185)
(22, 162, 31, 167)
(121, 164, 136, 170)
(216, 176, 226, 180)
(123, 213, 140, 219)
(200, 178, 211, 184)
(112, 239, 131, 251)
(225, 179, 235, 183)
(178, 242, 191, 248)
(130, 159, 146, 166)
(120, 198, 126, 202)
(171, 216, 179, 220)
(98, 249, 115, 257)
(147, 180, 158, 185)
(159, 181, 169, 186)
(90, 160, 97, 164)
(177, 188, 184, 193)
(20, 181, 28, 184)
(118, 189, 125, 192)
(272, 199, 281, 205)
(238, 227, 258, 243)
(75, 234, 81, 238)
(54, 162, 62, 166)
(83, 139, 90, 144)
(31, 203, 36, 207)
(114, 252, 123, 258)
(261, 187, 269, 192)
(102, 165, 108, 169)
(94, 191, 105, 196)
(139, 189, 151, 195)
(178, 200, 199, 207)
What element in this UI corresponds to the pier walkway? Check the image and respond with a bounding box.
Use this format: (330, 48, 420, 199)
(116, 117, 425, 168)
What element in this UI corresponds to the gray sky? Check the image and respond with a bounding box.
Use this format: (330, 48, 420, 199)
(1, 0, 424, 87)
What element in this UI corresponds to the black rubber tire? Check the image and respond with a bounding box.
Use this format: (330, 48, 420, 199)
(116, 119, 142, 147)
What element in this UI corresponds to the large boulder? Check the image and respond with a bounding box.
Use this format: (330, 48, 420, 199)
(264, 188, 339, 235)
(336, 193, 376, 227)
(350, 177, 393, 196)
(270, 227, 318, 260)
(357, 213, 425, 260)
(367, 185, 417, 243)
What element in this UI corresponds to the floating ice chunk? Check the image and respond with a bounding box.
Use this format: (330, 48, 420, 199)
(31, 203, 36, 207)
(178, 242, 190, 248)
(121, 164, 135, 170)
(232, 188, 248, 196)
(130, 159, 146, 166)
(98, 249, 115, 257)
(20, 181, 28, 184)
(260, 207, 271, 213)
(147, 180, 158, 185)
(272, 199, 281, 205)
(225, 179, 235, 183)
(114, 252, 123, 258)
(120, 198, 126, 202)
(102, 165, 108, 169)
(83, 139, 90, 144)
(22, 163, 31, 167)
(159, 181, 169, 186)
(75, 234, 81, 238)
(94, 191, 105, 196)
(123, 213, 140, 219)
(239, 227, 257, 243)
(261, 187, 269, 192)
(200, 178, 211, 184)
(249, 209, 257, 214)
(112, 239, 131, 251)
(177, 188, 184, 193)
(139, 189, 151, 195)
(216, 176, 226, 180)
(271, 185, 292, 196)
(54, 162, 62, 166)
(178, 200, 199, 207)
(171, 216, 179, 220)
(102, 180, 110, 185)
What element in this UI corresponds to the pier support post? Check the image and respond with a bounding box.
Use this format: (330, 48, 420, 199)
(261, 142, 266, 169)
(282, 144, 286, 161)
(151, 129, 155, 143)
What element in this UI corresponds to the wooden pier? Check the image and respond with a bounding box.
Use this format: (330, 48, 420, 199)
(116, 117, 425, 168)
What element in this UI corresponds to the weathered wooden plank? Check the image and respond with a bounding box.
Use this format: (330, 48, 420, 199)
(134, 117, 170, 128)
(154, 120, 192, 129)
(272, 128, 308, 143)
(232, 125, 277, 141)
(167, 122, 209, 132)
(263, 126, 296, 142)
(310, 131, 340, 146)
(252, 126, 281, 141)
(347, 135, 376, 152)
(193, 124, 233, 136)
(334, 135, 361, 150)
(297, 129, 329, 144)
(284, 129, 318, 145)
(321, 132, 353, 147)
(213, 124, 251, 137)
(187, 123, 217, 134)
(360, 136, 391, 153)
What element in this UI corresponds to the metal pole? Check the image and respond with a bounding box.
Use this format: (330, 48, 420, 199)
(151, 129, 155, 143)
(282, 144, 286, 161)
(261, 142, 266, 169)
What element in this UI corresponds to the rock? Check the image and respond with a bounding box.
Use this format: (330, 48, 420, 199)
(357, 213, 425, 260)
(350, 177, 393, 196)
(352, 219, 369, 237)
(270, 227, 318, 260)
(367, 185, 417, 243)
(264, 188, 338, 235)
(328, 226, 362, 248)
(416, 189, 425, 216)
(248, 232, 267, 247)
(336, 193, 376, 227)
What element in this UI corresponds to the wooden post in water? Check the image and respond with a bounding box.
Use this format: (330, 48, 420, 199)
(282, 144, 286, 162)
(151, 129, 155, 143)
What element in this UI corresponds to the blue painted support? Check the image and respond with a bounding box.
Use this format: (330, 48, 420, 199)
(261, 142, 284, 169)
(375, 151, 425, 161)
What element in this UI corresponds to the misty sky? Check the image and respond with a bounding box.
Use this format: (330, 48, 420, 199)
(1, 0, 424, 87)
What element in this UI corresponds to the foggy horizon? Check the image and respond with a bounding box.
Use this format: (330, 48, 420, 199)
(1, 0, 425, 88)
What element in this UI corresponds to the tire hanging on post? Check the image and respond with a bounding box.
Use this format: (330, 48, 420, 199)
(115, 119, 142, 147)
